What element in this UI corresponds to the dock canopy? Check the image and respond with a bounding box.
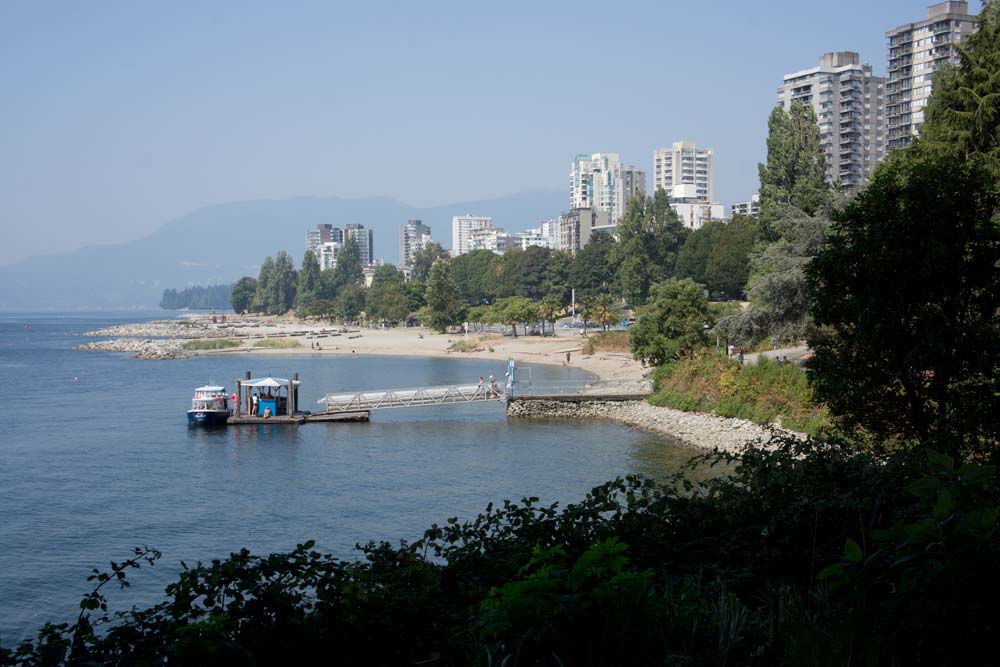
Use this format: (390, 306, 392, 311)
(243, 377, 300, 389)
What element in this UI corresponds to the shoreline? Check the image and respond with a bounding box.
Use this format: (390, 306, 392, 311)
(76, 315, 802, 451)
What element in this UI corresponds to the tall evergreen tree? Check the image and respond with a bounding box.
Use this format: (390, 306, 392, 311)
(610, 191, 687, 306)
(757, 102, 831, 238)
(251, 256, 274, 313)
(268, 250, 297, 315)
(331, 236, 364, 292)
(675, 219, 726, 287)
(922, 1, 1000, 177)
(296, 250, 321, 310)
(719, 101, 833, 343)
(571, 233, 615, 301)
(409, 242, 449, 283)
(704, 215, 759, 299)
(424, 259, 464, 332)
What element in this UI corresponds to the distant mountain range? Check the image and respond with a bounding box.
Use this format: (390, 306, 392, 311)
(0, 190, 566, 309)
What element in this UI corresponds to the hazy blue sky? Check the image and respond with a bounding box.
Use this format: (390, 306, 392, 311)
(0, 0, 984, 266)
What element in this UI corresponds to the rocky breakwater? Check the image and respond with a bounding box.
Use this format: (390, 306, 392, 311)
(507, 397, 804, 453)
(75, 338, 191, 360)
(79, 320, 241, 339)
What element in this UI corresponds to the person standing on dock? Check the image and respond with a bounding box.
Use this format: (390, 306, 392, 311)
(251, 393, 258, 416)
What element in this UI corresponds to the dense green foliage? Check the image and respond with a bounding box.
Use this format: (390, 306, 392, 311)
(922, 1, 1000, 176)
(808, 150, 1000, 450)
(229, 277, 257, 313)
(718, 102, 834, 345)
(628, 278, 711, 366)
(294, 250, 321, 310)
(409, 241, 449, 283)
(609, 190, 688, 306)
(159, 284, 233, 311)
(5, 440, 999, 665)
(650, 354, 830, 436)
(423, 259, 465, 332)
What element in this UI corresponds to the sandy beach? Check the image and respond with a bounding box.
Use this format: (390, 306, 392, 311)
(78, 316, 648, 388)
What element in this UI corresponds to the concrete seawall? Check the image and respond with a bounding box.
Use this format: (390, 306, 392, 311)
(507, 396, 803, 453)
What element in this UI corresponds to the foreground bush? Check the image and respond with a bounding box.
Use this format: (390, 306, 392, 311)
(651, 353, 830, 435)
(3, 437, 998, 666)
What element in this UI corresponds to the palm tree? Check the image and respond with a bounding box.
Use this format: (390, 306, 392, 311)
(537, 295, 563, 337)
(591, 293, 621, 332)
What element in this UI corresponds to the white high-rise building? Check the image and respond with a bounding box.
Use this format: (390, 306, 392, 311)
(886, 1, 977, 150)
(569, 153, 645, 224)
(732, 194, 761, 219)
(451, 215, 493, 256)
(345, 224, 374, 266)
(306, 224, 342, 255)
(468, 227, 516, 255)
(556, 208, 611, 254)
(318, 241, 342, 271)
(652, 141, 714, 202)
(399, 219, 432, 269)
(778, 51, 887, 191)
(669, 185, 724, 231)
(515, 228, 550, 250)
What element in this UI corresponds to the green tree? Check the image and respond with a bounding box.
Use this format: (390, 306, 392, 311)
(296, 250, 321, 310)
(675, 220, 726, 286)
(266, 250, 297, 315)
(401, 281, 426, 313)
(410, 242, 449, 283)
(366, 266, 408, 325)
(922, 1, 1000, 177)
(610, 191, 688, 306)
(720, 102, 833, 343)
(628, 278, 711, 366)
(450, 249, 499, 305)
(538, 293, 564, 336)
(807, 150, 1000, 449)
(497, 246, 552, 300)
(589, 293, 621, 332)
(330, 237, 364, 293)
(333, 283, 366, 322)
(424, 259, 465, 333)
(542, 250, 573, 306)
(369, 263, 405, 290)
(704, 215, 759, 299)
(495, 296, 536, 337)
(571, 232, 616, 301)
(758, 102, 831, 235)
(250, 256, 274, 313)
(230, 277, 258, 313)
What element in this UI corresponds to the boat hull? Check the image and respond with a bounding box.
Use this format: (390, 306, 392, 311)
(186, 410, 230, 427)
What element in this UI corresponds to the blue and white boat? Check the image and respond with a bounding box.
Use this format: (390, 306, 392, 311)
(187, 385, 231, 426)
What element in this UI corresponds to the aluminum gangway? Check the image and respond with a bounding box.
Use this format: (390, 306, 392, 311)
(317, 383, 506, 414)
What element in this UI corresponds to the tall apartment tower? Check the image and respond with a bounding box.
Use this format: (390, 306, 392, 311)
(777, 52, 887, 192)
(399, 219, 432, 268)
(652, 141, 714, 202)
(451, 215, 493, 257)
(306, 224, 343, 254)
(569, 153, 645, 224)
(344, 223, 374, 266)
(886, 1, 977, 150)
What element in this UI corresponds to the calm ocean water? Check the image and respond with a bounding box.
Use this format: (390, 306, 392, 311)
(0, 311, 693, 644)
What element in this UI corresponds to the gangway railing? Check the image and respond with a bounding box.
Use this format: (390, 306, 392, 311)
(317, 384, 505, 414)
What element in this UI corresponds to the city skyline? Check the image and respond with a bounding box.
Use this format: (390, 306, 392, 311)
(0, 0, 986, 267)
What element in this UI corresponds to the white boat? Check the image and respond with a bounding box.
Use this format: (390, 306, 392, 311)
(187, 385, 231, 426)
